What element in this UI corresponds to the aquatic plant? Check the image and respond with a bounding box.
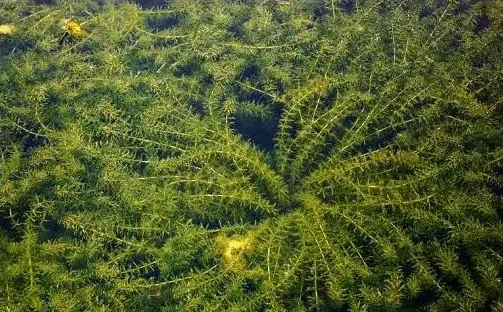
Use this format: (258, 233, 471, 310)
(0, 0, 502, 311)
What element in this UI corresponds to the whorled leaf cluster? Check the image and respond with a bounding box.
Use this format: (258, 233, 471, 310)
(0, 0, 502, 311)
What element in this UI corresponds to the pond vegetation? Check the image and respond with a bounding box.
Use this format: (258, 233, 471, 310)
(1, 0, 502, 310)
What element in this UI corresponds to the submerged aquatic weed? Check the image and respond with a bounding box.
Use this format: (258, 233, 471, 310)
(0, 0, 502, 311)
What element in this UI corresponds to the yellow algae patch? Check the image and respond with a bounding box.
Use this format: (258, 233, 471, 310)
(62, 20, 83, 38)
(0, 24, 15, 36)
(216, 234, 254, 272)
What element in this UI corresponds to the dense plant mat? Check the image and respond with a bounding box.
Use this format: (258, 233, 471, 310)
(1, 0, 502, 311)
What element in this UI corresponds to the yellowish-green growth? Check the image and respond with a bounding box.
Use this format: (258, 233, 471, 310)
(62, 20, 83, 38)
(0, 1, 502, 311)
(216, 234, 254, 272)
(0, 24, 15, 36)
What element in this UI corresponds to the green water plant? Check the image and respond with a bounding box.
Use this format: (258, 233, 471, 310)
(0, 0, 502, 311)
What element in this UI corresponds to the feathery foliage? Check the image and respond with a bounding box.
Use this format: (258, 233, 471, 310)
(1, 0, 502, 311)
